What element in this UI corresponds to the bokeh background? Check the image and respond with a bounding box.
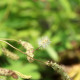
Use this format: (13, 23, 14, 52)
(0, 0, 80, 80)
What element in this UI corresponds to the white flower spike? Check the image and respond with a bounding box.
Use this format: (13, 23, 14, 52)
(38, 36, 51, 48)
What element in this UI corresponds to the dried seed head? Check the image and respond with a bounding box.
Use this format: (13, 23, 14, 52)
(11, 72, 18, 79)
(45, 61, 53, 66)
(19, 40, 34, 62)
(0, 68, 10, 76)
(38, 36, 51, 48)
(14, 71, 32, 79)
(26, 50, 34, 62)
(19, 40, 34, 50)
(0, 68, 18, 79)
(2, 48, 19, 60)
(0, 68, 31, 79)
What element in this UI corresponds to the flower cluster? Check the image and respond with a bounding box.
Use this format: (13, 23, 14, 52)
(0, 36, 51, 79)
(2, 48, 19, 60)
(0, 68, 32, 79)
(19, 40, 34, 62)
(38, 36, 51, 48)
(0, 68, 18, 79)
(19, 36, 50, 62)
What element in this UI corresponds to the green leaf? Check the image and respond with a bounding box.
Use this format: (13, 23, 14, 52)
(46, 46, 59, 62)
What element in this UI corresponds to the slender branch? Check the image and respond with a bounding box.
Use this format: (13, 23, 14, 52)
(32, 46, 41, 53)
(0, 40, 26, 55)
(0, 39, 71, 80)
(0, 38, 19, 42)
(0, 40, 45, 64)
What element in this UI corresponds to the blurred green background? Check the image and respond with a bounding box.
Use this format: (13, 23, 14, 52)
(0, 0, 80, 80)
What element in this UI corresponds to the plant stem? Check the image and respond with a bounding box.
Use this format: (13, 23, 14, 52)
(0, 40, 45, 64)
(0, 40, 26, 55)
(0, 39, 71, 80)
(0, 38, 19, 42)
(32, 46, 41, 53)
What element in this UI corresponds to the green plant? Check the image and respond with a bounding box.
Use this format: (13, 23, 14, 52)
(0, 37, 71, 80)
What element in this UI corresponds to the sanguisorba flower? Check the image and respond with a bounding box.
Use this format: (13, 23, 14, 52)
(38, 36, 51, 48)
